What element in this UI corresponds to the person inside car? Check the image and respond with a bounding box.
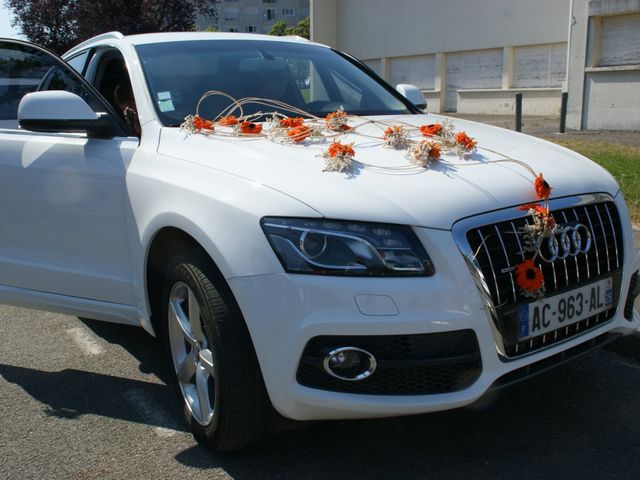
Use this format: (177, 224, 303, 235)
(113, 77, 141, 137)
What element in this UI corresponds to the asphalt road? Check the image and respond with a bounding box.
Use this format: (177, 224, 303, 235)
(1, 307, 639, 480)
(2, 235, 640, 479)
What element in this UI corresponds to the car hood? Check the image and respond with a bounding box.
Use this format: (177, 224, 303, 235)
(158, 114, 618, 230)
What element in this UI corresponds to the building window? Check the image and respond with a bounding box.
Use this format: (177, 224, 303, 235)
(245, 25, 257, 33)
(282, 8, 294, 16)
(263, 0, 276, 3)
(224, 7, 239, 21)
(228, 28, 238, 32)
(264, 8, 276, 21)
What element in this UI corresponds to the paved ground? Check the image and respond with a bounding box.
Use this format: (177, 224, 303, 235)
(446, 113, 640, 146)
(1, 305, 639, 479)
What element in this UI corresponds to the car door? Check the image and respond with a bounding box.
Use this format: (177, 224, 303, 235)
(0, 39, 138, 306)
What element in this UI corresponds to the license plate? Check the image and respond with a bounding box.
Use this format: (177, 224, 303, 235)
(517, 277, 613, 340)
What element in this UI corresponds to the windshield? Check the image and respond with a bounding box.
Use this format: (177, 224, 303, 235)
(135, 40, 412, 126)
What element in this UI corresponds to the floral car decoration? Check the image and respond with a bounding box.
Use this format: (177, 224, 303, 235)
(180, 91, 555, 298)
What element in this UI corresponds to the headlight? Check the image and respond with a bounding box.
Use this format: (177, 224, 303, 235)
(261, 217, 435, 276)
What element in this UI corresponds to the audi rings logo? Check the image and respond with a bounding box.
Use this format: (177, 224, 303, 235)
(539, 224, 592, 263)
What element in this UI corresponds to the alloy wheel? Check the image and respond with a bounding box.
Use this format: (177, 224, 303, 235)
(167, 281, 216, 426)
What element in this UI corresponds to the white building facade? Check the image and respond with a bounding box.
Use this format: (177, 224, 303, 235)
(567, 0, 640, 130)
(198, 0, 309, 34)
(311, 0, 640, 130)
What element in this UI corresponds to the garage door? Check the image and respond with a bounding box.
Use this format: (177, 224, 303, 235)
(388, 54, 435, 90)
(444, 49, 502, 112)
(513, 43, 567, 88)
(599, 12, 640, 66)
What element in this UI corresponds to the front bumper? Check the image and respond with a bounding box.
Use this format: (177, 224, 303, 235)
(228, 196, 640, 421)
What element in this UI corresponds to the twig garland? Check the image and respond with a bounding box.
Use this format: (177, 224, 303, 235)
(181, 91, 555, 298)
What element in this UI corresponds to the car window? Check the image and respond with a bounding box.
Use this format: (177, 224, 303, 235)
(286, 58, 330, 104)
(89, 50, 140, 136)
(66, 50, 91, 75)
(330, 70, 363, 107)
(135, 40, 411, 126)
(0, 40, 108, 129)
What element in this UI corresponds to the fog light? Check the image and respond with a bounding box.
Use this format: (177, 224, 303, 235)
(323, 347, 377, 381)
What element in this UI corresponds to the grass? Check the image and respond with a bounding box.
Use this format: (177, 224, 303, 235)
(550, 140, 640, 223)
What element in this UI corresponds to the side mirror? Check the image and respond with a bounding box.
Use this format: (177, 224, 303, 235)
(18, 90, 119, 137)
(396, 84, 427, 110)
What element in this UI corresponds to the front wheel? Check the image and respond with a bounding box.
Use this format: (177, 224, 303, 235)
(161, 249, 274, 451)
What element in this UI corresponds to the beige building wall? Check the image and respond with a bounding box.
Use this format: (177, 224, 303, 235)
(313, 0, 570, 58)
(311, 0, 571, 116)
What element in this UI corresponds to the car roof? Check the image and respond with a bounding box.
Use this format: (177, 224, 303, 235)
(64, 31, 324, 58)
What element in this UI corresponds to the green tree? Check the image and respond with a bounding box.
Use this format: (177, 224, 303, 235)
(268, 19, 288, 37)
(286, 17, 309, 40)
(268, 17, 310, 40)
(4, 0, 220, 54)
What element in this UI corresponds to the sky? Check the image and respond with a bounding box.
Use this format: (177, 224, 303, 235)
(1, 5, 25, 39)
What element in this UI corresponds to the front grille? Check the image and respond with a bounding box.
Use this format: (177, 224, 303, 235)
(296, 330, 481, 395)
(465, 200, 624, 358)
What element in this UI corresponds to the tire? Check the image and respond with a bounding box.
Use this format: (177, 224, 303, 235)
(160, 249, 274, 451)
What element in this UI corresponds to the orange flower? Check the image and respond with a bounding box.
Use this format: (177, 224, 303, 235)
(280, 117, 304, 128)
(383, 125, 403, 139)
(428, 142, 441, 159)
(419, 123, 443, 137)
(518, 203, 548, 215)
(515, 259, 544, 292)
(519, 203, 554, 229)
(455, 131, 477, 150)
(218, 115, 238, 126)
(534, 173, 551, 200)
(193, 115, 214, 132)
(239, 121, 263, 135)
(287, 125, 311, 143)
(325, 109, 351, 131)
(327, 142, 355, 158)
(326, 110, 346, 122)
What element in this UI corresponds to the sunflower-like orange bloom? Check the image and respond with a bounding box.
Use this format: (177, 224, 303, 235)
(419, 123, 443, 137)
(287, 125, 312, 143)
(515, 259, 544, 292)
(193, 115, 214, 132)
(327, 142, 355, 158)
(534, 173, 551, 200)
(218, 115, 239, 126)
(239, 121, 263, 135)
(280, 117, 304, 128)
(455, 131, 477, 150)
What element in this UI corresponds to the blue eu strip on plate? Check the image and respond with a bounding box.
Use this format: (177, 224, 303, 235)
(518, 304, 529, 338)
